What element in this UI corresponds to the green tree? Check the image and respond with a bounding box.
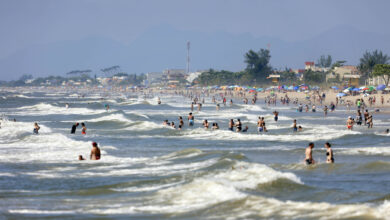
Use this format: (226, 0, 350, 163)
(372, 64, 390, 86)
(303, 70, 326, 84)
(317, 55, 332, 68)
(244, 48, 272, 82)
(358, 50, 389, 80)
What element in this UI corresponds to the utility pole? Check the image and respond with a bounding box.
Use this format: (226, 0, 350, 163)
(186, 41, 190, 74)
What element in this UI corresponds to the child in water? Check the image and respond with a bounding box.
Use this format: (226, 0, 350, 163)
(81, 123, 87, 135)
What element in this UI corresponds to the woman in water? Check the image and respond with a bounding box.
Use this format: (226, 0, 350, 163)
(33, 122, 40, 134)
(228, 119, 234, 131)
(203, 120, 209, 129)
(325, 142, 334, 163)
(81, 123, 87, 135)
(90, 142, 101, 160)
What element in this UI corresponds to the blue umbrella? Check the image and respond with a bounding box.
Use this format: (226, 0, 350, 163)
(352, 88, 360, 92)
(337, 92, 346, 97)
(331, 86, 339, 90)
(377, 84, 386, 90)
(293, 86, 299, 90)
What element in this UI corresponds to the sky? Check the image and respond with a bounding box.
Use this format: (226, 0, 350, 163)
(0, 0, 389, 79)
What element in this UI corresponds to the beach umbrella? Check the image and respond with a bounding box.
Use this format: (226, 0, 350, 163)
(368, 86, 375, 91)
(362, 87, 369, 91)
(352, 88, 360, 92)
(256, 88, 263, 91)
(331, 86, 339, 90)
(293, 86, 299, 90)
(337, 93, 347, 97)
(249, 89, 256, 93)
(377, 84, 386, 90)
(343, 89, 350, 93)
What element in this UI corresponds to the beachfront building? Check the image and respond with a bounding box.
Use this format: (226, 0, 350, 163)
(367, 76, 387, 86)
(305, 61, 330, 72)
(145, 72, 163, 86)
(162, 69, 187, 86)
(267, 74, 280, 83)
(326, 65, 360, 84)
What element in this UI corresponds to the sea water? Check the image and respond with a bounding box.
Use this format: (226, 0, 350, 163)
(0, 88, 390, 219)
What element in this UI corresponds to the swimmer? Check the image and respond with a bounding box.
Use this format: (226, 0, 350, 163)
(236, 119, 242, 132)
(90, 142, 101, 160)
(203, 120, 209, 129)
(325, 142, 334, 163)
(257, 117, 264, 133)
(242, 126, 249, 132)
(228, 119, 234, 131)
(157, 97, 161, 105)
(179, 116, 184, 128)
(188, 113, 194, 126)
(71, 123, 79, 134)
(273, 111, 279, 122)
(323, 105, 328, 117)
(171, 122, 176, 129)
(292, 119, 298, 132)
(65, 103, 69, 109)
(212, 123, 219, 130)
(163, 120, 169, 126)
(33, 122, 40, 134)
(305, 142, 316, 165)
(346, 116, 354, 130)
(298, 125, 303, 131)
(385, 129, 389, 134)
(78, 155, 85, 160)
(81, 122, 87, 135)
(367, 115, 373, 128)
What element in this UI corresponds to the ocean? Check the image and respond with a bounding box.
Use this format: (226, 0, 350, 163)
(0, 88, 390, 219)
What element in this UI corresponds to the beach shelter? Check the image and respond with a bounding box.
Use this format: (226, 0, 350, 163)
(377, 84, 386, 90)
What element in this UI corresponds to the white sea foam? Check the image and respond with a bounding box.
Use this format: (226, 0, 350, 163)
(17, 103, 105, 115)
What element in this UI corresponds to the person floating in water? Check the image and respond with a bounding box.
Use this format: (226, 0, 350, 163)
(81, 122, 87, 135)
(33, 122, 40, 134)
(90, 142, 101, 160)
(325, 142, 334, 163)
(212, 123, 219, 130)
(242, 126, 249, 132)
(305, 142, 315, 165)
(78, 155, 85, 160)
(71, 123, 79, 134)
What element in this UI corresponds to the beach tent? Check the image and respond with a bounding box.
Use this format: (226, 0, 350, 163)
(337, 93, 347, 97)
(377, 84, 386, 90)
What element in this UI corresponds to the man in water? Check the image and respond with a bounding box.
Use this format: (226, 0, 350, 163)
(188, 113, 194, 126)
(273, 111, 279, 122)
(71, 123, 79, 134)
(292, 119, 298, 132)
(90, 142, 101, 160)
(305, 142, 316, 165)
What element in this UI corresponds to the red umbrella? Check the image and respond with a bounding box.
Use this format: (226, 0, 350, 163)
(362, 87, 369, 91)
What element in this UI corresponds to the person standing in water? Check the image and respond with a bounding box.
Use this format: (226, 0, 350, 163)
(71, 123, 79, 134)
(305, 142, 315, 165)
(33, 122, 40, 134)
(347, 116, 354, 130)
(179, 116, 184, 128)
(203, 120, 209, 129)
(325, 142, 334, 163)
(90, 142, 101, 160)
(273, 111, 279, 122)
(228, 119, 235, 131)
(235, 119, 242, 132)
(81, 123, 87, 135)
(188, 113, 194, 126)
(292, 119, 298, 132)
(323, 105, 328, 117)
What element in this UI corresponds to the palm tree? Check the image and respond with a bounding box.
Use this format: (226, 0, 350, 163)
(358, 50, 390, 79)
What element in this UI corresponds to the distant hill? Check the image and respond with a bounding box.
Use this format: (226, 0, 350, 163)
(0, 24, 389, 80)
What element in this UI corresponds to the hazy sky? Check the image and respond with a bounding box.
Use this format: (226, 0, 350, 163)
(1, 0, 389, 59)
